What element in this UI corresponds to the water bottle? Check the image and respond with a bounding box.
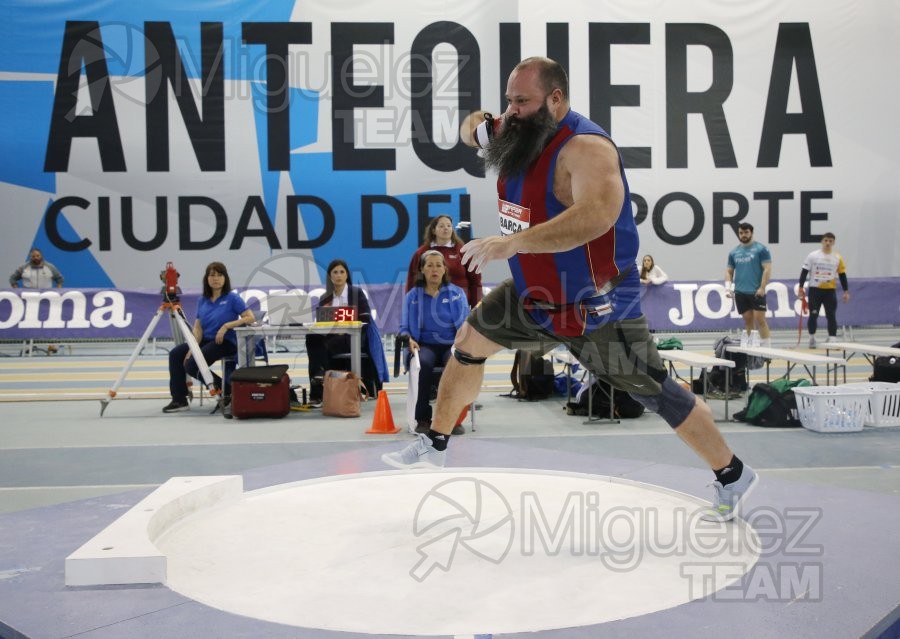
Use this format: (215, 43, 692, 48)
(824, 403, 838, 431)
(740, 332, 749, 348)
(750, 330, 760, 348)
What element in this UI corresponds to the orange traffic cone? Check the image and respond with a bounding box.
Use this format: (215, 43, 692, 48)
(366, 390, 400, 434)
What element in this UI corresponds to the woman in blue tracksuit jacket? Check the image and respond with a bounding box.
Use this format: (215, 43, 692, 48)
(400, 250, 469, 432)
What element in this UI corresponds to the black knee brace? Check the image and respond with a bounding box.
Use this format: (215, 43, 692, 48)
(452, 346, 487, 366)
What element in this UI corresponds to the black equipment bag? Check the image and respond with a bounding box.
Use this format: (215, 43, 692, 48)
(870, 342, 900, 383)
(566, 381, 646, 419)
(509, 350, 555, 400)
(690, 335, 749, 393)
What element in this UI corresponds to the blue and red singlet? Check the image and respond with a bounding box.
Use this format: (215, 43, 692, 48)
(495, 109, 642, 336)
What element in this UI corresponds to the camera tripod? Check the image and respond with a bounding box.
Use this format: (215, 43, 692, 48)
(99, 297, 220, 416)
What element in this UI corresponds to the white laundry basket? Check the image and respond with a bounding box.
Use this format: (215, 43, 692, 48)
(793, 386, 871, 433)
(841, 382, 900, 427)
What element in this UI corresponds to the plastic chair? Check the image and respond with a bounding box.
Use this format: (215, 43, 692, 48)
(329, 320, 388, 398)
(394, 335, 474, 432)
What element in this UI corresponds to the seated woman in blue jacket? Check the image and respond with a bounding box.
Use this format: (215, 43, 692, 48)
(164, 261, 255, 413)
(400, 250, 469, 434)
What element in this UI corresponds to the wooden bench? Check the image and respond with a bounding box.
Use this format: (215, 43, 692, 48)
(657, 349, 736, 420)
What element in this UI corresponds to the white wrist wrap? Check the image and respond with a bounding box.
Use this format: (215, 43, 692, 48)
(474, 120, 492, 149)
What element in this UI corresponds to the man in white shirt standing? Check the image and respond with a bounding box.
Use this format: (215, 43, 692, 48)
(9, 248, 64, 289)
(798, 232, 849, 348)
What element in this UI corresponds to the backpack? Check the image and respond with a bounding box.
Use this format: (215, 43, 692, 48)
(567, 381, 646, 419)
(690, 336, 748, 394)
(715, 334, 764, 374)
(870, 341, 900, 383)
(734, 378, 811, 427)
(509, 350, 555, 401)
(715, 334, 765, 371)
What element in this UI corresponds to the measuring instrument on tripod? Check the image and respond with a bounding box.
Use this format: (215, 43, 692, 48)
(99, 262, 221, 416)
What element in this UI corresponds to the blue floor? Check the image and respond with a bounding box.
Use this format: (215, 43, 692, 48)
(1, 436, 898, 638)
(1, 334, 899, 638)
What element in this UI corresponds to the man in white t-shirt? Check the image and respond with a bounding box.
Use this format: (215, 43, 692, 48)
(798, 232, 849, 348)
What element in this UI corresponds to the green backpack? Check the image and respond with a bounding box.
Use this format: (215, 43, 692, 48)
(739, 378, 811, 427)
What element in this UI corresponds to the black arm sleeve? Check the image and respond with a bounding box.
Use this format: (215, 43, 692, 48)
(839, 272, 848, 291)
(798, 268, 809, 288)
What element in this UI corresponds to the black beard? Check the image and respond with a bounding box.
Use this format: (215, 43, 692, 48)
(483, 104, 559, 179)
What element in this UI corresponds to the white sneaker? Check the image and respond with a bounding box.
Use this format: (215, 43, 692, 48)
(808, 335, 817, 349)
(382, 433, 446, 470)
(702, 466, 759, 522)
(824, 335, 836, 344)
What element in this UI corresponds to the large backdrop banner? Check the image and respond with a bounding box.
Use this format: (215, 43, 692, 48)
(2, 278, 898, 339)
(1, 0, 899, 290)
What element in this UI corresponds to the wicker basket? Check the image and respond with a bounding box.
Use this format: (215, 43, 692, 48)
(793, 386, 870, 433)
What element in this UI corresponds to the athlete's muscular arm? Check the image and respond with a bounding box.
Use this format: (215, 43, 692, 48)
(461, 134, 625, 273)
(535, 134, 625, 250)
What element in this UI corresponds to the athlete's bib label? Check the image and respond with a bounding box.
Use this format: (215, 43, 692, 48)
(498, 199, 530, 236)
(810, 263, 837, 286)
